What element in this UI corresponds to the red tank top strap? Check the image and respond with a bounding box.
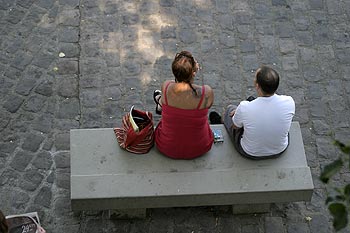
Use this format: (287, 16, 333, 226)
(164, 81, 173, 106)
(196, 85, 205, 109)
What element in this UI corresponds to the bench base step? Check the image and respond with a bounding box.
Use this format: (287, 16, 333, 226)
(106, 204, 271, 219)
(232, 204, 271, 214)
(108, 209, 146, 219)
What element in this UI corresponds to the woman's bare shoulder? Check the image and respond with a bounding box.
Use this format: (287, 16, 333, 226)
(204, 85, 213, 96)
(161, 80, 174, 91)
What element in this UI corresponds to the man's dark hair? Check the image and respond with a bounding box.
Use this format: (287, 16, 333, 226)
(256, 66, 279, 95)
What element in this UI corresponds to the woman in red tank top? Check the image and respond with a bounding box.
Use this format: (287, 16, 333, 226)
(154, 51, 214, 159)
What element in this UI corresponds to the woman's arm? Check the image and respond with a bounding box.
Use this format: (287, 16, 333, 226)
(204, 85, 214, 109)
(160, 80, 174, 105)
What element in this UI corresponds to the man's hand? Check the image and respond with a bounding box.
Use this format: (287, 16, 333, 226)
(229, 109, 236, 117)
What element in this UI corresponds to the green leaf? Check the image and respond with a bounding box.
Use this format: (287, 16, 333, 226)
(344, 184, 350, 196)
(328, 203, 348, 231)
(320, 159, 343, 183)
(326, 196, 334, 204)
(334, 141, 350, 154)
(335, 195, 346, 202)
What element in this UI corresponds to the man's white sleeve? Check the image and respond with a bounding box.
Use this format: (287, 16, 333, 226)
(232, 103, 244, 128)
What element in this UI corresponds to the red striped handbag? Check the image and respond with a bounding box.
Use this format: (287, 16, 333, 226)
(114, 106, 154, 154)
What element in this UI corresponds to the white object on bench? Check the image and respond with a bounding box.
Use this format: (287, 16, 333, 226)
(70, 122, 313, 217)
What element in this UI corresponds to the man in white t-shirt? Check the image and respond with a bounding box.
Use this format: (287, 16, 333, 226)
(223, 66, 295, 159)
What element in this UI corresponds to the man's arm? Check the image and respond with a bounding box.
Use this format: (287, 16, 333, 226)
(230, 109, 241, 129)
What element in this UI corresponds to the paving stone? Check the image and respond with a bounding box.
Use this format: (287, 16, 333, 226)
(272, 0, 287, 6)
(57, 97, 80, 119)
(309, 0, 324, 10)
(17, 0, 35, 8)
(5, 36, 25, 54)
(310, 101, 327, 118)
(122, 60, 142, 76)
(23, 94, 47, 113)
(6, 7, 26, 24)
(58, 26, 80, 43)
(282, 56, 299, 71)
(54, 133, 70, 150)
(179, 29, 197, 44)
(276, 23, 294, 38)
(312, 120, 330, 135)
(316, 137, 337, 160)
(47, 171, 55, 184)
(287, 223, 310, 233)
(32, 51, 56, 69)
(242, 224, 260, 233)
(303, 66, 324, 82)
(294, 17, 310, 31)
(24, 4, 46, 23)
(0, 0, 13, 10)
(59, 10, 80, 26)
(36, 0, 54, 9)
(309, 214, 331, 233)
(15, 77, 38, 96)
(35, 80, 53, 97)
(11, 52, 33, 71)
(48, 4, 59, 18)
(0, 169, 20, 186)
(20, 169, 44, 191)
(56, 172, 70, 189)
(313, 26, 330, 44)
(235, 12, 254, 25)
(160, 0, 174, 7)
(216, 0, 231, 13)
(161, 26, 176, 39)
(219, 14, 234, 30)
(242, 54, 259, 71)
(219, 33, 236, 48)
(43, 138, 54, 151)
(57, 59, 79, 74)
(335, 48, 350, 64)
(279, 39, 296, 54)
(140, 1, 159, 14)
(33, 151, 53, 170)
(80, 59, 106, 75)
(3, 94, 24, 113)
(10, 150, 33, 171)
(22, 133, 45, 152)
(11, 190, 30, 210)
(54, 196, 71, 215)
(0, 112, 10, 131)
(295, 31, 314, 46)
(103, 53, 120, 67)
(34, 186, 52, 208)
(54, 151, 70, 169)
(3, 66, 21, 79)
(240, 41, 256, 53)
(58, 42, 80, 58)
(122, 13, 140, 25)
(59, 0, 80, 7)
(57, 77, 78, 98)
(265, 217, 284, 233)
(80, 89, 102, 108)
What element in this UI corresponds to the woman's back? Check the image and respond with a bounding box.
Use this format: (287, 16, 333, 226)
(155, 81, 214, 159)
(162, 81, 213, 110)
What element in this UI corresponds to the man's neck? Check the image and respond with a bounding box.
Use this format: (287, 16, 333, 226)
(258, 91, 274, 97)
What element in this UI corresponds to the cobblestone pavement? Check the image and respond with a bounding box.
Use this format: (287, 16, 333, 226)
(0, 0, 349, 232)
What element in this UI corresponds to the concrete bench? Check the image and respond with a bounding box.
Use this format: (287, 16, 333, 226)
(70, 122, 314, 218)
